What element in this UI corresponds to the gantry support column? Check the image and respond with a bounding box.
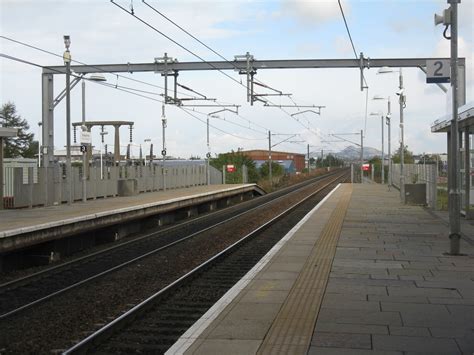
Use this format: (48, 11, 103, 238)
(114, 125, 120, 165)
(465, 128, 471, 218)
(42, 73, 55, 168)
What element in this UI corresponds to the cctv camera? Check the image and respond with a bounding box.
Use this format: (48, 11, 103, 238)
(396, 89, 404, 96)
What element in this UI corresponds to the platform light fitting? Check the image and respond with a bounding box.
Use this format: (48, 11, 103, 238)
(63, 35, 71, 49)
(88, 74, 107, 82)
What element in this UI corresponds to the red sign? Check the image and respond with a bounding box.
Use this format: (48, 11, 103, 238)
(362, 163, 370, 171)
(226, 164, 236, 173)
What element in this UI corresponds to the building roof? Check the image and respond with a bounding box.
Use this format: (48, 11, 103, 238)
(0, 127, 18, 138)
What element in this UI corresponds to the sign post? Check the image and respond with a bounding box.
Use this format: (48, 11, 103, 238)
(80, 130, 91, 202)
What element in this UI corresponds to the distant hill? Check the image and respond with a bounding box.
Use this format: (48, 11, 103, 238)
(310, 145, 382, 161)
(337, 145, 382, 160)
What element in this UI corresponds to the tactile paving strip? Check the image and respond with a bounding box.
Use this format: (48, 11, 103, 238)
(256, 184, 353, 355)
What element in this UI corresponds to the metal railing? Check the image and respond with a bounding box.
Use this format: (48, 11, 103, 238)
(391, 163, 437, 208)
(3, 163, 222, 209)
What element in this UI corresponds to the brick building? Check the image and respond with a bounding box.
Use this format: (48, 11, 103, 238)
(240, 150, 306, 173)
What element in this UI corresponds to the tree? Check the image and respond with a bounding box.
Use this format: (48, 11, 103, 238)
(259, 161, 284, 178)
(316, 154, 344, 168)
(368, 156, 386, 183)
(392, 145, 414, 164)
(210, 151, 259, 183)
(0, 102, 35, 158)
(417, 153, 439, 165)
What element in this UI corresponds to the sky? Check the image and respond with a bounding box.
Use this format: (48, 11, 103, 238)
(1, 0, 473, 159)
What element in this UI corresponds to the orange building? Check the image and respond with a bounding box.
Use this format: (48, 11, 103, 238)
(240, 150, 306, 173)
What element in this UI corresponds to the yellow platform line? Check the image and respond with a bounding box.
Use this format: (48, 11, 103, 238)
(257, 184, 353, 354)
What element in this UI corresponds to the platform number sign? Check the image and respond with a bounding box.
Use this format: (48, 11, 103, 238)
(80, 145, 87, 153)
(426, 59, 450, 84)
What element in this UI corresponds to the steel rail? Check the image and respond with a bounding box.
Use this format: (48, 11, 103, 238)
(0, 170, 333, 290)
(0, 170, 345, 320)
(63, 172, 347, 354)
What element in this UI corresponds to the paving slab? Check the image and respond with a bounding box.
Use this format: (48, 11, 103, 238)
(313, 184, 474, 354)
(166, 184, 474, 355)
(372, 334, 460, 354)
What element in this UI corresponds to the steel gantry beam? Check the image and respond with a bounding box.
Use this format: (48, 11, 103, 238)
(42, 57, 466, 74)
(41, 56, 467, 174)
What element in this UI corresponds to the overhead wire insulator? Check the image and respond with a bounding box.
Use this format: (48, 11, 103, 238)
(129, 125, 133, 142)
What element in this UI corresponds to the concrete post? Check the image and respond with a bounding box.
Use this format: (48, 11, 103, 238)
(114, 125, 120, 165)
(464, 128, 471, 218)
(0, 138, 3, 210)
(28, 167, 34, 208)
(268, 130, 272, 188)
(360, 130, 364, 184)
(399, 69, 406, 204)
(381, 115, 385, 184)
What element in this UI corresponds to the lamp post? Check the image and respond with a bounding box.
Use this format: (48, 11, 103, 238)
(206, 108, 239, 185)
(373, 95, 392, 186)
(80, 74, 106, 201)
(370, 111, 385, 184)
(144, 138, 151, 166)
(268, 133, 300, 187)
(63, 35, 72, 205)
(435, 0, 461, 255)
(37, 122, 42, 168)
(377, 67, 406, 202)
(161, 105, 167, 191)
(99, 129, 108, 179)
(206, 114, 219, 185)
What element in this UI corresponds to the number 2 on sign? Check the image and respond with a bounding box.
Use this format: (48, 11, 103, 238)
(433, 61, 443, 77)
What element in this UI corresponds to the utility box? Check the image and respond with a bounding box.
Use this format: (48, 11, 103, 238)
(118, 179, 138, 196)
(405, 183, 426, 205)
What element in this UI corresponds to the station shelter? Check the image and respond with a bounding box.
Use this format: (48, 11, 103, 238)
(431, 102, 474, 218)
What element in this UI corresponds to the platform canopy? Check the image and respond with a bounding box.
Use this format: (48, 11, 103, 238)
(431, 102, 474, 133)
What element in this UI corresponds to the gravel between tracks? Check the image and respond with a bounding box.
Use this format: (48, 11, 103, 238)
(0, 178, 340, 353)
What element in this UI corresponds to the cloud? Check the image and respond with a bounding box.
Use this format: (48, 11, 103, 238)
(281, 0, 350, 26)
(334, 35, 353, 56)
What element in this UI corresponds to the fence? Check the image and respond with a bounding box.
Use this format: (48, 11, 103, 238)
(350, 163, 362, 183)
(3, 162, 222, 209)
(391, 163, 437, 208)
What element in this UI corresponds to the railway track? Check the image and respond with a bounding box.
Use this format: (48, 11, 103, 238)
(64, 171, 348, 354)
(0, 169, 345, 320)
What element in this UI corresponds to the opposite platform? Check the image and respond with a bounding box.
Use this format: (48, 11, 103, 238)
(0, 184, 263, 253)
(168, 183, 474, 355)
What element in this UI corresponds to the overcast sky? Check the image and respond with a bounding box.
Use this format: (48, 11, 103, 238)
(1, 0, 473, 159)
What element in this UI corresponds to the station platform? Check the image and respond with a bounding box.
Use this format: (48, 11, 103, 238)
(168, 183, 474, 355)
(0, 184, 264, 253)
